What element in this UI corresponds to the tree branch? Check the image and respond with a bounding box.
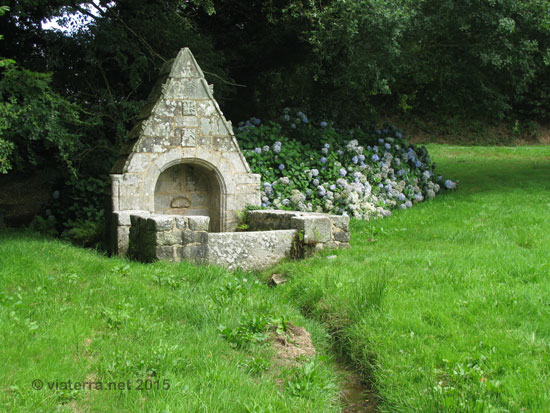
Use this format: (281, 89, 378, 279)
(203, 71, 246, 88)
(91, 0, 167, 63)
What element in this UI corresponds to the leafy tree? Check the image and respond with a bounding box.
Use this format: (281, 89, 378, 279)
(401, 0, 550, 119)
(0, 63, 84, 173)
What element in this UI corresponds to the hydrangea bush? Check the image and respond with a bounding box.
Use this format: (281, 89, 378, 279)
(237, 110, 457, 220)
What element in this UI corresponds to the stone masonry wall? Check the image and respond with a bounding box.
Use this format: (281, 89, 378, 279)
(110, 48, 261, 254)
(125, 210, 350, 270)
(246, 210, 350, 257)
(207, 230, 297, 271)
(128, 214, 210, 263)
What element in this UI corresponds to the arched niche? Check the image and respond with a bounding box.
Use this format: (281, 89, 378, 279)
(154, 162, 222, 231)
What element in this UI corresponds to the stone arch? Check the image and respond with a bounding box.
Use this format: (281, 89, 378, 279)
(152, 158, 226, 232)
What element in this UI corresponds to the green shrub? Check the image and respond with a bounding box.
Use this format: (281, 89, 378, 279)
(237, 110, 457, 220)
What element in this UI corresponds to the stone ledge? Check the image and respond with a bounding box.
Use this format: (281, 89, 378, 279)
(207, 230, 297, 271)
(122, 209, 350, 269)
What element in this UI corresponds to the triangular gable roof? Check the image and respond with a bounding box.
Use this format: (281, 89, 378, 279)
(112, 48, 250, 174)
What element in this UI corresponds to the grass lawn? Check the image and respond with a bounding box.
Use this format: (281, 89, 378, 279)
(1, 144, 549, 411)
(0, 235, 341, 411)
(271, 144, 550, 412)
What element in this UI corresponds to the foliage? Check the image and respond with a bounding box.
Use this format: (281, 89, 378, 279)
(272, 144, 550, 411)
(61, 217, 106, 249)
(0, 233, 341, 411)
(33, 175, 109, 247)
(2, 0, 550, 137)
(28, 215, 57, 237)
(237, 111, 456, 219)
(1, 0, 549, 241)
(0, 62, 84, 174)
(400, 0, 550, 120)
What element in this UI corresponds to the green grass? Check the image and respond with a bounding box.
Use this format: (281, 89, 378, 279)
(1, 144, 549, 411)
(269, 145, 550, 412)
(0, 233, 341, 411)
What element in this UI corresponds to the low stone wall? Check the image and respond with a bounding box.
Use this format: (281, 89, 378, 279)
(127, 213, 209, 263)
(121, 209, 350, 270)
(246, 210, 350, 257)
(207, 230, 297, 271)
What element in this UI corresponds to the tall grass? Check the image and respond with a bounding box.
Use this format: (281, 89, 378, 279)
(272, 145, 550, 411)
(1, 144, 548, 411)
(0, 232, 341, 411)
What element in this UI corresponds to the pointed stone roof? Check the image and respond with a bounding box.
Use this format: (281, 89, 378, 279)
(111, 48, 249, 174)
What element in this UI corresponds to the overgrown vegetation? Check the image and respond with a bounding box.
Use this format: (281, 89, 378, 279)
(1, 145, 548, 411)
(1, 0, 549, 239)
(237, 110, 457, 219)
(269, 145, 550, 411)
(0, 231, 341, 411)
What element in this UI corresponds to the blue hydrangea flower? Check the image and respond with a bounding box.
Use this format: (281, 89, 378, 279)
(290, 123, 296, 129)
(330, 184, 336, 190)
(373, 146, 379, 153)
(397, 169, 405, 176)
(251, 117, 261, 126)
(283, 114, 290, 121)
(358, 154, 365, 162)
(282, 199, 289, 206)
(378, 183, 384, 188)
(337, 150, 343, 156)
(415, 160, 423, 168)
(398, 193, 406, 202)
(385, 143, 391, 150)
(339, 168, 347, 177)
(376, 130, 382, 135)
(444, 180, 457, 189)
(313, 178, 320, 186)
(320, 157, 327, 164)
(396, 131, 402, 139)
(279, 164, 285, 170)
(378, 138, 384, 144)
(372, 154, 380, 162)
(352, 156, 358, 164)
(320, 121, 328, 128)
(255, 147, 262, 154)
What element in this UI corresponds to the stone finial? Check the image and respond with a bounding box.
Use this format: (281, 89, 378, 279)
(169, 48, 205, 79)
